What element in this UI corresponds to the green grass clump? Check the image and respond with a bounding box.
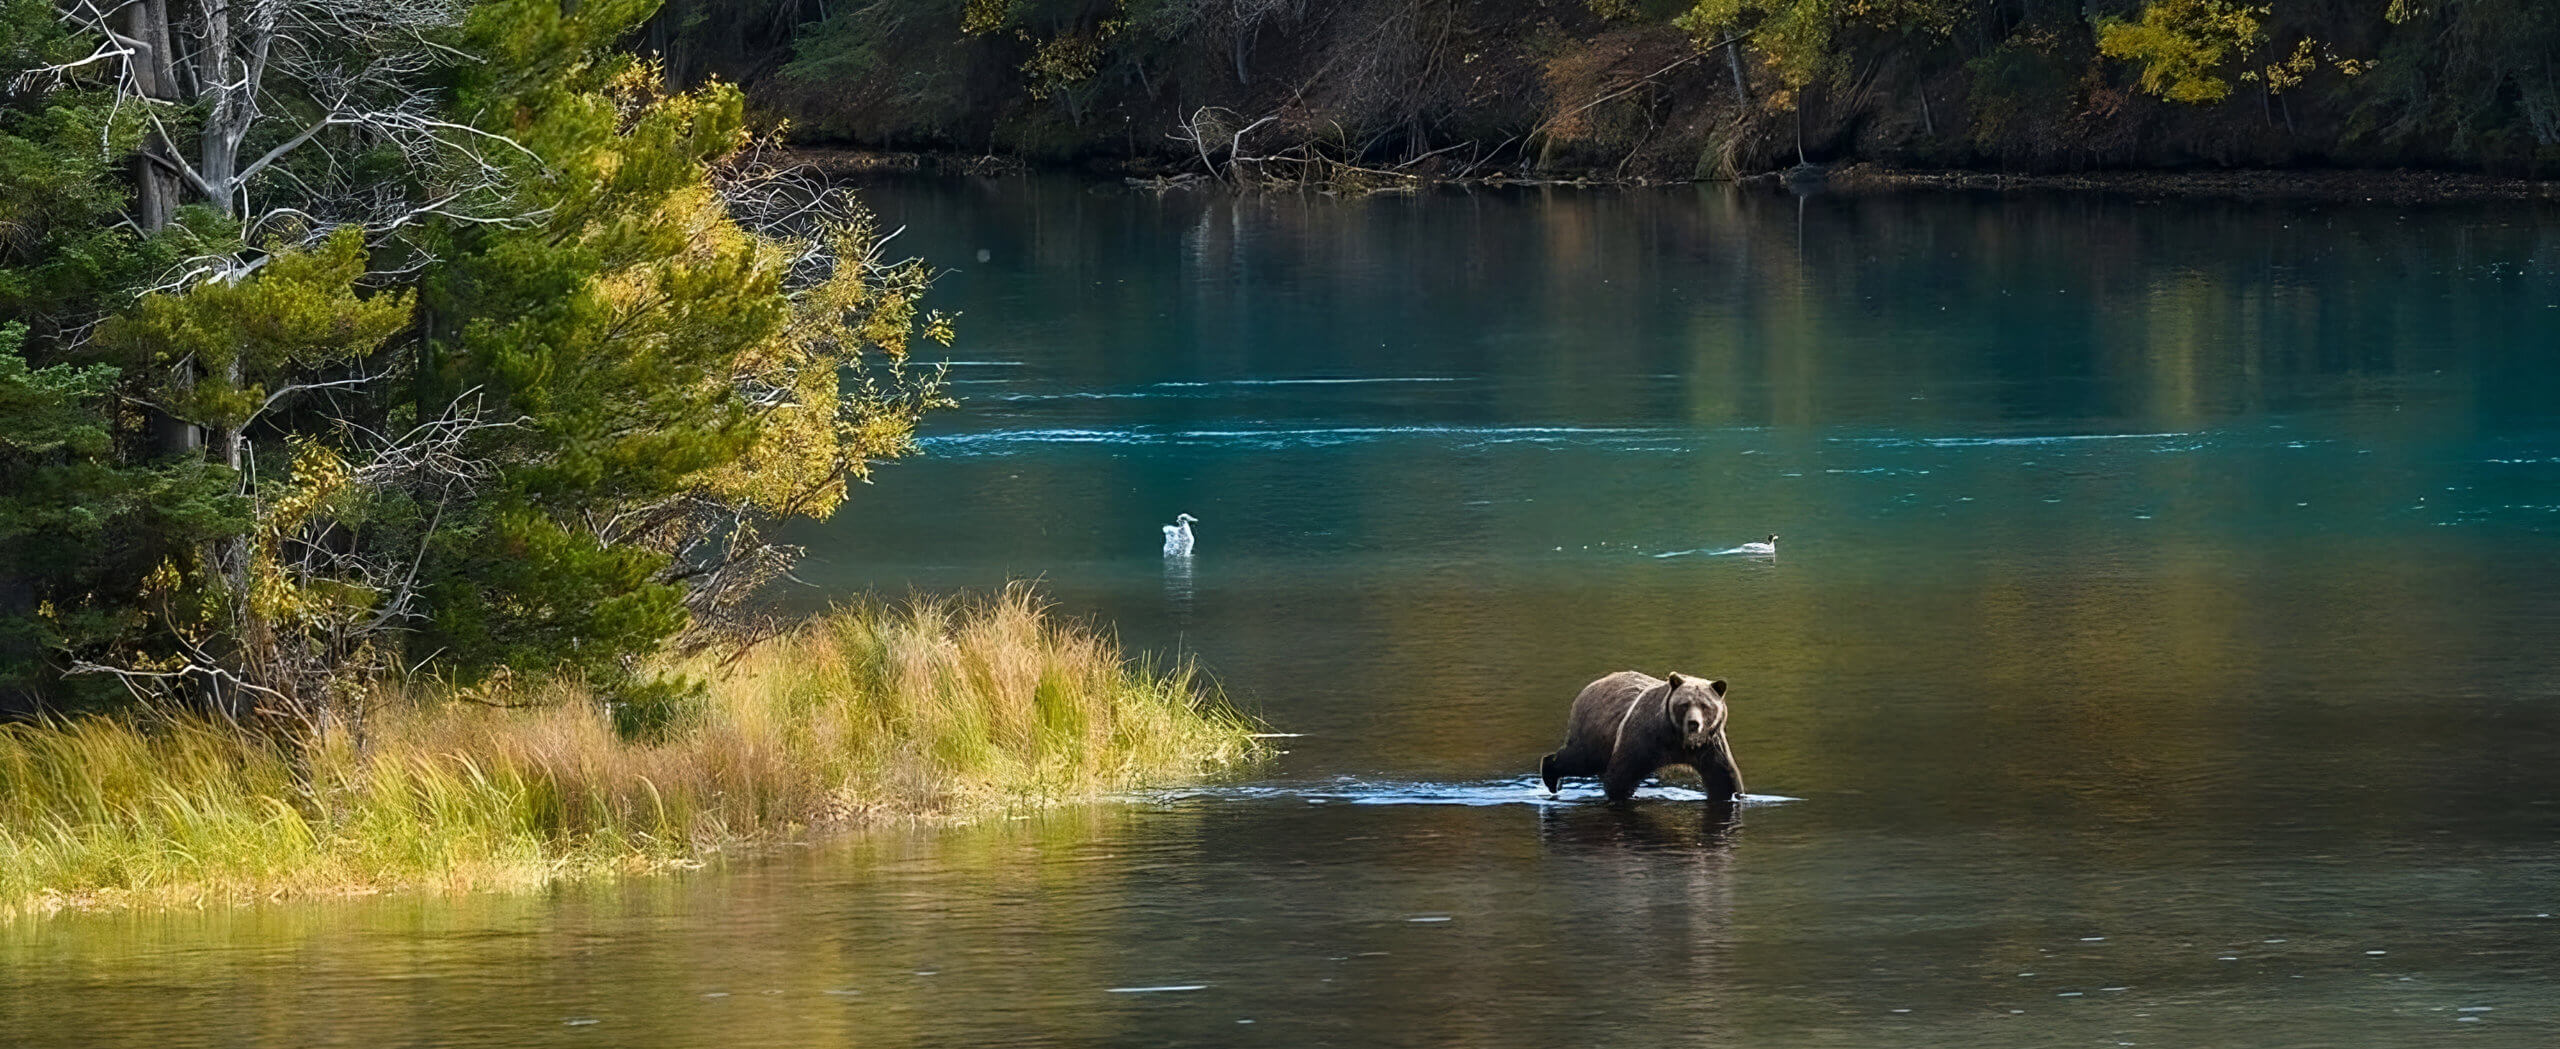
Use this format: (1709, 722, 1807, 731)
(0, 589, 1262, 916)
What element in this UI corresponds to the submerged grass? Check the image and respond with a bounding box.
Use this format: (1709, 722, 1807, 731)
(0, 589, 1262, 917)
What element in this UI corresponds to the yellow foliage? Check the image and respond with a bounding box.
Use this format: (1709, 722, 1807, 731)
(1022, 22, 1124, 101)
(691, 201, 953, 519)
(243, 438, 369, 630)
(961, 0, 1010, 36)
(2096, 0, 2267, 106)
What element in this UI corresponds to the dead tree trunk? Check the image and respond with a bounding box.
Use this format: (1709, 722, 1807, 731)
(123, 1, 181, 230)
(121, 0, 206, 459)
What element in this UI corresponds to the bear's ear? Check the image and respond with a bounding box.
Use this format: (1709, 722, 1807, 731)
(1665, 672, 1686, 689)
(1705, 679, 1728, 698)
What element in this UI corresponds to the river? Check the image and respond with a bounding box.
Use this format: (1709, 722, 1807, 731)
(7, 178, 2559, 1046)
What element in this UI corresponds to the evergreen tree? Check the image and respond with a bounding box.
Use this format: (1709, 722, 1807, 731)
(0, 0, 242, 713)
(2, 0, 949, 728)
(0, 323, 237, 715)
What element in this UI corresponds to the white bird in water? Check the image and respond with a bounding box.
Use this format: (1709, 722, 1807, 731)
(1737, 533, 1779, 555)
(1162, 513, 1199, 557)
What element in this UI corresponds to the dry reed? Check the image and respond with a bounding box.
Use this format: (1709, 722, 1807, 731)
(0, 589, 1261, 916)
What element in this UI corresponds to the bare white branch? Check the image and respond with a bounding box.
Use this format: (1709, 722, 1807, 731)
(22, 0, 539, 296)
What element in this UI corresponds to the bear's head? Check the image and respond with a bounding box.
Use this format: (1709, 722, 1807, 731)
(1663, 672, 1729, 750)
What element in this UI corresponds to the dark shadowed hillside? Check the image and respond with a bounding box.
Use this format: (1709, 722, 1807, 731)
(647, 0, 2560, 179)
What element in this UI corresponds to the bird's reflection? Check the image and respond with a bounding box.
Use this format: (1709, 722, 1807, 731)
(1161, 554, 1194, 622)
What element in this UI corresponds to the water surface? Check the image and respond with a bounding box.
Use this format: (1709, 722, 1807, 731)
(9, 179, 2560, 1046)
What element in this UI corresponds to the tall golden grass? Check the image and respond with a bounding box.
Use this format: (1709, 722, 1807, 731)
(0, 589, 1261, 916)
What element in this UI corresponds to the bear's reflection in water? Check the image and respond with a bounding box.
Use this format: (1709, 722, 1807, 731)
(1531, 797, 1740, 1033)
(1535, 797, 1742, 852)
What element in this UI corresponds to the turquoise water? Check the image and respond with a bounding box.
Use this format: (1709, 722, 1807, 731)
(8, 180, 2560, 1045)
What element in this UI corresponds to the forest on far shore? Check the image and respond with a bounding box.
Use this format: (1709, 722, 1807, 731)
(647, 0, 2560, 179)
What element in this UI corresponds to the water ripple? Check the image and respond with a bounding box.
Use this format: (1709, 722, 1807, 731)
(921, 425, 1679, 454)
(1131, 776, 1798, 808)
(1652, 546, 1775, 559)
(1150, 377, 1464, 387)
(1836, 431, 2196, 448)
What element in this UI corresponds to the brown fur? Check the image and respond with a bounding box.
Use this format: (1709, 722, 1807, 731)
(1538, 671, 1744, 802)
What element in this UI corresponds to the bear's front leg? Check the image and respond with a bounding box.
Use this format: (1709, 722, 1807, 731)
(1599, 760, 1649, 802)
(1693, 735, 1745, 801)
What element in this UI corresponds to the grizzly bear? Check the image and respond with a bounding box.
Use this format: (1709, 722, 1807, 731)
(1538, 671, 1744, 802)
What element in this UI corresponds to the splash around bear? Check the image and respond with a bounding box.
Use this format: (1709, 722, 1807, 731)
(1538, 671, 1744, 802)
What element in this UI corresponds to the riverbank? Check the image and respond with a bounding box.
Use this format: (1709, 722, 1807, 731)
(0, 589, 1263, 918)
(1820, 164, 2560, 203)
(783, 147, 2560, 202)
